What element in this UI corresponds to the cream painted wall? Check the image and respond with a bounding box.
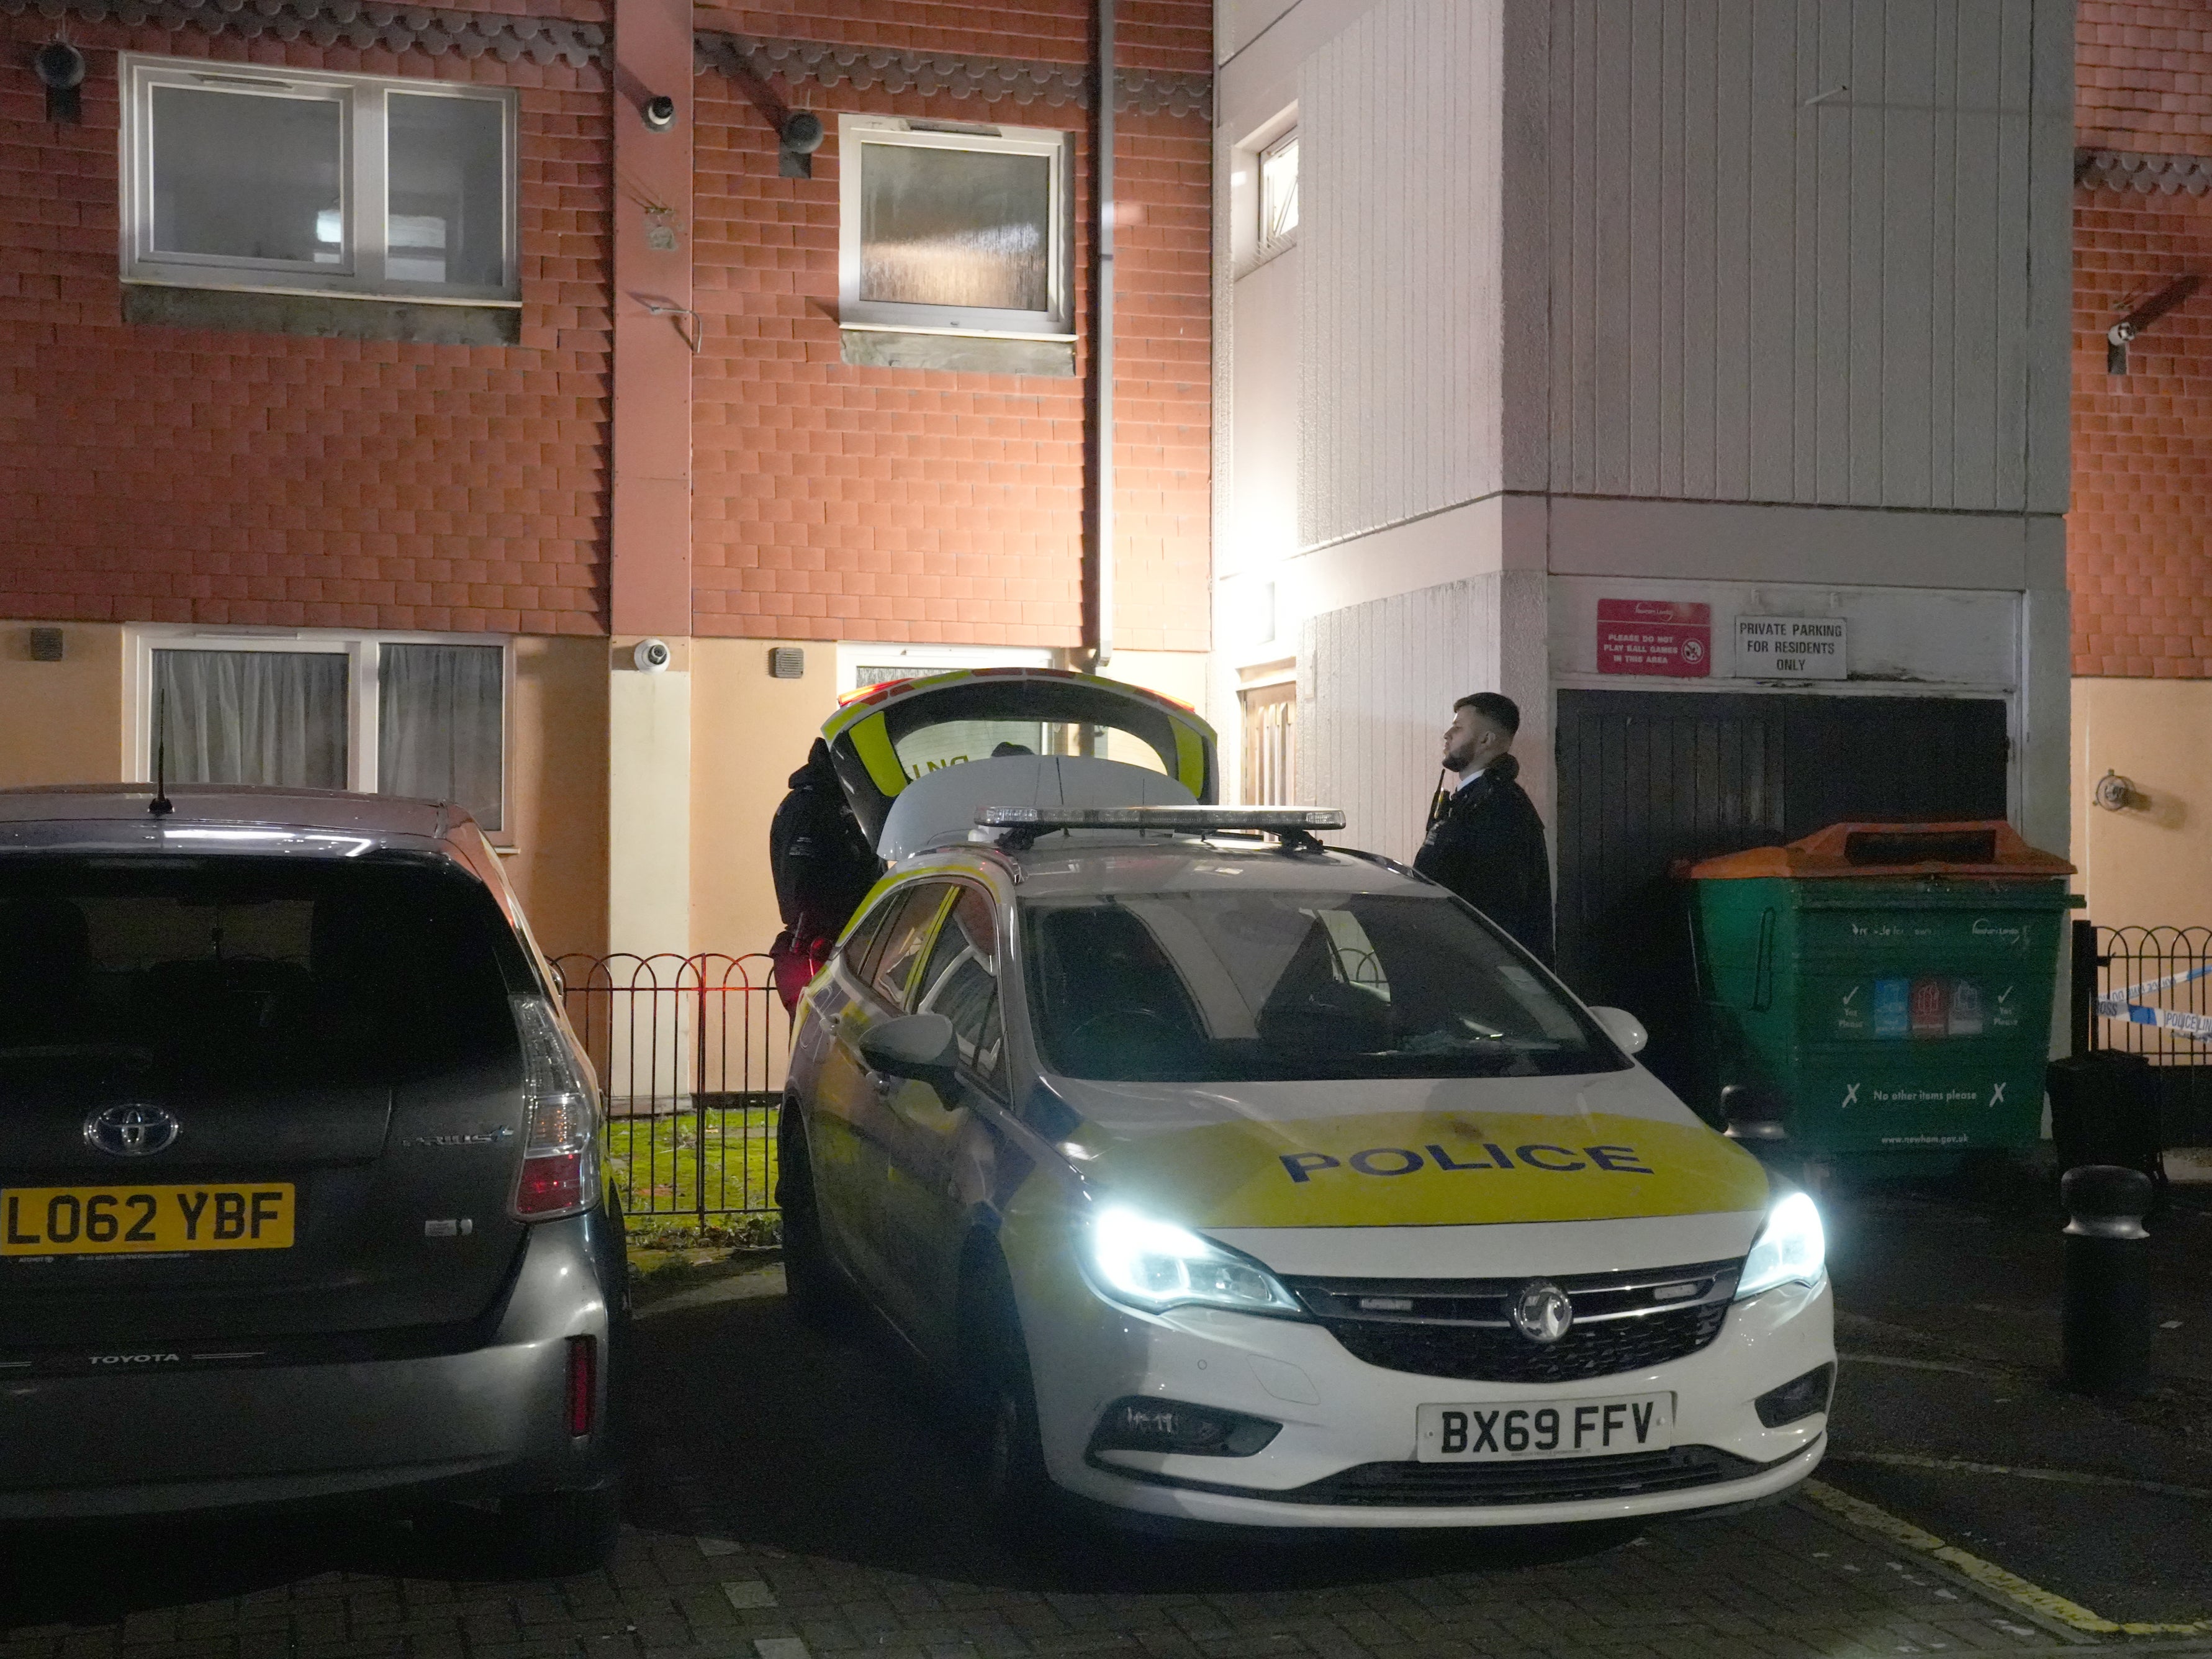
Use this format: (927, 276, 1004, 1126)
(690, 638, 846, 965)
(0, 623, 125, 787)
(2072, 679, 2212, 932)
(503, 634, 610, 965)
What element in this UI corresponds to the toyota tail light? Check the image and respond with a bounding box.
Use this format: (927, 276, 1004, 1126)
(510, 997, 600, 1221)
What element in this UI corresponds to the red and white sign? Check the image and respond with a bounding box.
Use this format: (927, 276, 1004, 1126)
(1596, 600, 1712, 678)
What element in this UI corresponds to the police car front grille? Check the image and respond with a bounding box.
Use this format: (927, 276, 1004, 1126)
(1284, 1261, 1739, 1385)
(1277, 1445, 1759, 1506)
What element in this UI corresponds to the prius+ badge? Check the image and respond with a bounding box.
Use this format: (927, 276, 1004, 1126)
(84, 1105, 180, 1158)
(1510, 1280, 1575, 1345)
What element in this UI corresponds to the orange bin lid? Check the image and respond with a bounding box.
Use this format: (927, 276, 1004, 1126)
(1680, 820, 2075, 881)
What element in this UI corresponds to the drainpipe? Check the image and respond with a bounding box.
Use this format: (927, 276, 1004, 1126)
(1085, 0, 1114, 671)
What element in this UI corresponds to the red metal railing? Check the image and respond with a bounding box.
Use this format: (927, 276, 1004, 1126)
(551, 952, 791, 1221)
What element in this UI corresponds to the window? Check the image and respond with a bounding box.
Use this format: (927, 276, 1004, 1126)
(122, 55, 517, 304)
(1239, 680, 1296, 806)
(914, 887, 1005, 1090)
(867, 884, 953, 1008)
(1259, 129, 1299, 248)
(134, 631, 508, 831)
(0, 858, 521, 1082)
(1022, 892, 1622, 1083)
(839, 115, 1073, 339)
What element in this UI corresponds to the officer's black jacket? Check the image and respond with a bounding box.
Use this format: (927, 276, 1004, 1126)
(1412, 752, 1555, 965)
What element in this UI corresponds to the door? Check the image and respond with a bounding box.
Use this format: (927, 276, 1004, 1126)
(1554, 690, 2009, 1107)
(808, 880, 952, 1303)
(875, 884, 1010, 1358)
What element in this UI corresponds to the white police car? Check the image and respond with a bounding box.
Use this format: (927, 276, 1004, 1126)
(779, 671, 1832, 1527)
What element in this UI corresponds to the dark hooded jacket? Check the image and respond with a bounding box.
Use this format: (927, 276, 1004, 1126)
(1412, 751, 1554, 965)
(769, 739, 880, 944)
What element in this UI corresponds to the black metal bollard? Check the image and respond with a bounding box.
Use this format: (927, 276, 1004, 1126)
(2061, 1164, 2155, 1396)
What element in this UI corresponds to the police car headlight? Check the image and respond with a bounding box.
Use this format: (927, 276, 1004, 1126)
(1087, 1208, 1304, 1316)
(1735, 1191, 1826, 1299)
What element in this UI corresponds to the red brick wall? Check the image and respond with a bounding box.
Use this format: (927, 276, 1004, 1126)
(2072, 2, 2212, 677)
(2079, 0, 2212, 156)
(688, 1, 1211, 653)
(2071, 189, 2212, 677)
(0, 20, 611, 634)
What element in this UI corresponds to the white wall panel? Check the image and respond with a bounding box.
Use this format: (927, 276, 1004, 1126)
(1299, 0, 1502, 549)
(1300, 571, 1547, 862)
(1537, 0, 2070, 514)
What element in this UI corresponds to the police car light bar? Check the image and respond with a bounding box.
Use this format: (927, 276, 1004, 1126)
(975, 805, 1345, 850)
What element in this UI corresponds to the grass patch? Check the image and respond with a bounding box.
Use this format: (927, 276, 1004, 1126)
(607, 1103, 780, 1249)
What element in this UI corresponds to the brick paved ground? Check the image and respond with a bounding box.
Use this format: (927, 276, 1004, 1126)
(0, 1283, 2171, 1659)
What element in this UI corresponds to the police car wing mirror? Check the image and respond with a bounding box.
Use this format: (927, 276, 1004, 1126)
(859, 1013, 962, 1103)
(1588, 1006, 1648, 1056)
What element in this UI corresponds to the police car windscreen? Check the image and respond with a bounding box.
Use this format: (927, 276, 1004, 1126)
(1022, 892, 1622, 1082)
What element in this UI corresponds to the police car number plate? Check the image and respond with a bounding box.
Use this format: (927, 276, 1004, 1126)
(1415, 1394, 1673, 1461)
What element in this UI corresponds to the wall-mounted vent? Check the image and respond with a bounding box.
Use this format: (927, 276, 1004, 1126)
(768, 646, 806, 679)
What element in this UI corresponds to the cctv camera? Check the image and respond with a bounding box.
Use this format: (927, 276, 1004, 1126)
(633, 638, 672, 673)
(34, 42, 86, 91)
(641, 94, 676, 132)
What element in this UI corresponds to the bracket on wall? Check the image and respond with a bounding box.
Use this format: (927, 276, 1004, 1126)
(631, 293, 703, 355)
(2107, 273, 2203, 375)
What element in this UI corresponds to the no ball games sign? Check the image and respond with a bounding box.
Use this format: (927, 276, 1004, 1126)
(1736, 615, 1846, 680)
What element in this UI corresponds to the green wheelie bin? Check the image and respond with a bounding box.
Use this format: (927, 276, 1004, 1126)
(1682, 821, 2080, 1174)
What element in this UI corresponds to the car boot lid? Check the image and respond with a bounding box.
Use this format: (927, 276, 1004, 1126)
(822, 668, 1218, 851)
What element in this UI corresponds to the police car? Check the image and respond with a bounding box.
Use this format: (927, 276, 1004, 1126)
(779, 670, 1833, 1527)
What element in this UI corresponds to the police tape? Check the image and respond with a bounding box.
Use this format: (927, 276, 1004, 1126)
(2094, 997, 2212, 1041)
(2095, 961, 2212, 1042)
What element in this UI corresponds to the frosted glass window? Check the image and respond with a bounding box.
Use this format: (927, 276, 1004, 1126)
(386, 94, 507, 289)
(153, 650, 348, 791)
(379, 644, 505, 830)
(150, 86, 343, 266)
(859, 144, 1051, 312)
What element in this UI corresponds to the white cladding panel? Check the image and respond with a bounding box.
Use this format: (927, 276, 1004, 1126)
(1548, 577, 2021, 690)
(1300, 572, 1547, 864)
(1540, 0, 2071, 514)
(1299, 0, 1503, 549)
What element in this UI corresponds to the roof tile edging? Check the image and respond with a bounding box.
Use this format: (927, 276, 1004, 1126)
(1, 0, 605, 66)
(2077, 147, 2212, 195)
(693, 29, 1212, 120)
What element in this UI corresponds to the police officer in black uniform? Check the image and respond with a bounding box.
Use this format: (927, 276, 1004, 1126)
(1414, 692, 1554, 965)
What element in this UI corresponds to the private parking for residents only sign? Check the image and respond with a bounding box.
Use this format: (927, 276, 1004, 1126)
(1735, 615, 1847, 679)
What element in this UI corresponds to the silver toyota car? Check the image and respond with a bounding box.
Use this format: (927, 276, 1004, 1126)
(0, 785, 625, 1568)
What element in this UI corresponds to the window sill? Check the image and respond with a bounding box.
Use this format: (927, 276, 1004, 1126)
(123, 283, 521, 346)
(839, 325, 1076, 377)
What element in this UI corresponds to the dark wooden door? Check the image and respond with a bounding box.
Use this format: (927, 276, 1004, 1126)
(1554, 690, 2009, 1108)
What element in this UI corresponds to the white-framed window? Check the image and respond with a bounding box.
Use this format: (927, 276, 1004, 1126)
(837, 115, 1074, 340)
(1258, 128, 1299, 249)
(127, 628, 512, 833)
(119, 55, 519, 305)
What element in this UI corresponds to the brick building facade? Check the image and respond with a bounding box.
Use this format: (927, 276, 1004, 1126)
(2071, 0, 2212, 929)
(0, 0, 1214, 962)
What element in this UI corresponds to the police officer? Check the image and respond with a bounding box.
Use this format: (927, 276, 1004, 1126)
(1414, 692, 1554, 965)
(768, 739, 880, 1009)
